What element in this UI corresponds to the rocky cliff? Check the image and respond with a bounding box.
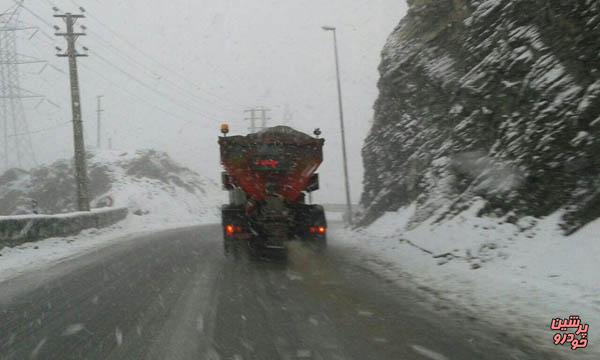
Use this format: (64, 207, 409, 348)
(360, 0, 600, 233)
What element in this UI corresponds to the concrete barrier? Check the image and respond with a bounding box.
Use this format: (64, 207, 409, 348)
(0, 207, 128, 248)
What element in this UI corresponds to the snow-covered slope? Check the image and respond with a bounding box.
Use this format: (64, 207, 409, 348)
(0, 149, 222, 225)
(360, 0, 600, 233)
(0, 150, 222, 283)
(341, 204, 600, 357)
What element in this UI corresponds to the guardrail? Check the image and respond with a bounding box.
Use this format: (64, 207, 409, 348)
(0, 207, 128, 248)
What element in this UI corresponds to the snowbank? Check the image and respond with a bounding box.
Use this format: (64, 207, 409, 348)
(0, 217, 207, 284)
(0, 149, 223, 226)
(0, 149, 223, 283)
(339, 204, 599, 358)
(0, 199, 220, 284)
(91, 150, 222, 227)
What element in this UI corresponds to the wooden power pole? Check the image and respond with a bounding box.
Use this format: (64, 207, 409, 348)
(55, 12, 90, 211)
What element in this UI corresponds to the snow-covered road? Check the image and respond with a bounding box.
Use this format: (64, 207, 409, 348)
(0, 222, 566, 359)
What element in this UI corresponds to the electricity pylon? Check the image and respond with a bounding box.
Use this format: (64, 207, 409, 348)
(244, 107, 271, 132)
(0, 4, 39, 172)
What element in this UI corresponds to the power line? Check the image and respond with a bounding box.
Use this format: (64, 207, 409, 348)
(82, 26, 241, 113)
(67, 0, 248, 109)
(16, 2, 236, 128)
(6, 3, 200, 145)
(90, 51, 217, 122)
(48, 0, 242, 112)
(17, 2, 241, 124)
(78, 61, 196, 125)
(15, 3, 55, 43)
(17, 2, 51, 27)
(8, 120, 70, 137)
(3, 2, 21, 25)
(88, 46, 222, 119)
(26, 20, 211, 126)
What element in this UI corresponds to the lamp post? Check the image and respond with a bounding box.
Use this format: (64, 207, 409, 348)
(322, 25, 352, 225)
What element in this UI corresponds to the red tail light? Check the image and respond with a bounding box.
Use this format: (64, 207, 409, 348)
(309, 226, 326, 235)
(225, 225, 235, 236)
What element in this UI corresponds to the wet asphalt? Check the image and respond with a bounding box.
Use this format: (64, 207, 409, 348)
(0, 224, 563, 360)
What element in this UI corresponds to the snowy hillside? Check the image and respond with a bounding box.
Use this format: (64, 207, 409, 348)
(0, 150, 222, 282)
(0, 149, 222, 225)
(360, 0, 600, 233)
(341, 204, 600, 357)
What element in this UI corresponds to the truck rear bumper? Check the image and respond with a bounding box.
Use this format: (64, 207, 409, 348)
(224, 233, 252, 240)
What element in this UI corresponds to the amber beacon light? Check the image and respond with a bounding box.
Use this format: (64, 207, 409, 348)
(221, 123, 230, 136)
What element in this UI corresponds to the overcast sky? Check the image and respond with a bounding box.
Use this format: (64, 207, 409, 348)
(2, 0, 407, 203)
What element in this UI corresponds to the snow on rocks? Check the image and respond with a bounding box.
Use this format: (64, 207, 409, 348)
(362, 0, 600, 236)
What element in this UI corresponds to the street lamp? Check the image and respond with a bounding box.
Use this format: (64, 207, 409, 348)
(322, 25, 353, 225)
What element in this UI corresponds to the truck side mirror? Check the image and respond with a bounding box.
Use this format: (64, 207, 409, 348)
(306, 173, 319, 192)
(222, 172, 234, 190)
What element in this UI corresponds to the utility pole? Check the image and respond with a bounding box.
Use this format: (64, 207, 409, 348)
(55, 11, 90, 211)
(322, 25, 353, 225)
(96, 95, 103, 148)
